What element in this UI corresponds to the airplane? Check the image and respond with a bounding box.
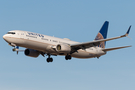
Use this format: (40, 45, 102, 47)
(3, 21, 131, 63)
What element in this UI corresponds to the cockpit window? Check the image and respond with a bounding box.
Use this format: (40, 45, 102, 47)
(7, 32, 15, 34)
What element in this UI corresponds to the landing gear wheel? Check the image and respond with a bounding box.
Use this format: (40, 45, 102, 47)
(50, 58, 53, 62)
(47, 58, 50, 62)
(46, 54, 53, 63)
(46, 58, 53, 63)
(65, 55, 72, 60)
(12, 48, 16, 51)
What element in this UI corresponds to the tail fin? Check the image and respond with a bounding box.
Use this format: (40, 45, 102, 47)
(94, 21, 109, 48)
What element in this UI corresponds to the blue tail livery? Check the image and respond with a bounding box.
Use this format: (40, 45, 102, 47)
(95, 21, 109, 48)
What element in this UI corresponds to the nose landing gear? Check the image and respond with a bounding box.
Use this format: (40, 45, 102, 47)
(12, 46, 20, 54)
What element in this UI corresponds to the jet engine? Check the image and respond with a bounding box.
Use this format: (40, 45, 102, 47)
(24, 49, 40, 58)
(56, 44, 71, 53)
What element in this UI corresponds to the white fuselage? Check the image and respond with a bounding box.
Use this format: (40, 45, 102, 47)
(3, 30, 106, 59)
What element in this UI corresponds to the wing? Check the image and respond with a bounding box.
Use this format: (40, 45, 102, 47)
(70, 26, 131, 52)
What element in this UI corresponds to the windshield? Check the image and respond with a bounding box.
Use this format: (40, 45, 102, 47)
(7, 32, 16, 34)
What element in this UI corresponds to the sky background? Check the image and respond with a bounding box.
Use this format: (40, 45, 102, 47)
(0, 0, 135, 90)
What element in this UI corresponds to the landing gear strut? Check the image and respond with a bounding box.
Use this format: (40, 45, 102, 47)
(97, 56, 100, 59)
(46, 54, 53, 63)
(65, 55, 72, 60)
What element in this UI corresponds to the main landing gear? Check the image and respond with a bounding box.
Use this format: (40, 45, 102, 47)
(46, 54, 53, 63)
(46, 58, 53, 63)
(46, 54, 72, 63)
(65, 55, 72, 60)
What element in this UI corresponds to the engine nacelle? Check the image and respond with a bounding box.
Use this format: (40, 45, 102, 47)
(56, 44, 71, 53)
(24, 49, 40, 58)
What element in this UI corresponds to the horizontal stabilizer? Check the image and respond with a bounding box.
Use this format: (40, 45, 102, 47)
(102, 45, 131, 52)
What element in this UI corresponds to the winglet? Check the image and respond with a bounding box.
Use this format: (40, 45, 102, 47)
(126, 25, 131, 36)
(121, 25, 131, 38)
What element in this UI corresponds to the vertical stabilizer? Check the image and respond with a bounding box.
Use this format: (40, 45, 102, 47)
(95, 21, 109, 48)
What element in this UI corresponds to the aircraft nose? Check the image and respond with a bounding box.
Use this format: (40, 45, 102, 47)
(3, 34, 8, 42)
(3, 35, 6, 40)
